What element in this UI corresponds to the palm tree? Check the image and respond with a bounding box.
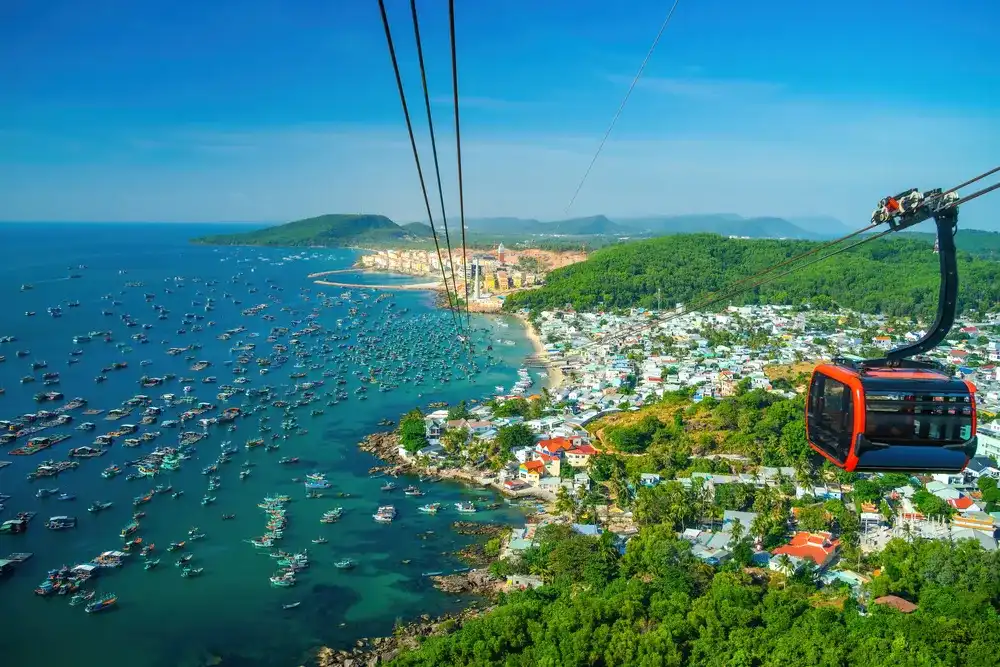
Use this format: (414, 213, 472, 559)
(730, 518, 745, 543)
(777, 554, 794, 585)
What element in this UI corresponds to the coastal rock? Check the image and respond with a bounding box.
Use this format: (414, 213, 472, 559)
(450, 521, 506, 536)
(431, 569, 502, 596)
(312, 608, 489, 666)
(358, 431, 403, 464)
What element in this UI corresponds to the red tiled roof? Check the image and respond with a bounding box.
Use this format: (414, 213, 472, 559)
(948, 495, 975, 510)
(538, 437, 573, 453)
(539, 453, 560, 463)
(521, 460, 545, 473)
(874, 595, 918, 613)
(772, 531, 840, 566)
(567, 444, 598, 457)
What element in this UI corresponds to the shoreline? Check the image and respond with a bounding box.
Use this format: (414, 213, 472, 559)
(513, 313, 564, 391)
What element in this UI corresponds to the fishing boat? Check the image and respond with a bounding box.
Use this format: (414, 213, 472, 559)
(403, 485, 424, 497)
(320, 507, 344, 523)
(180, 567, 204, 578)
(144, 558, 160, 570)
(380, 481, 396, 492)
(334, 559, 355, 569)
(69, 590, 96, 606)
(166, 541, 186, 552)
(417, 502, 441, 514)
(85, 593, 117, 613)
(57, 493, 76, 501)
(221, 513, 236, 520)
(269, 574, 295, 587)
(282, 601, 301, 609)
(454, 501, 477, 513)
(175, 554, 193, 566)
(46, 515, 77, 530)
(373, 505, 396, 523)
(35, 488, 59, 499)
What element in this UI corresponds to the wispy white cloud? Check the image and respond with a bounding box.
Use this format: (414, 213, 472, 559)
(1, 100, 998, 231)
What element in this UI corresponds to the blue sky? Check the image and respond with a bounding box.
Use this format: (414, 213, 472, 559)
(1, 0, 998, 229)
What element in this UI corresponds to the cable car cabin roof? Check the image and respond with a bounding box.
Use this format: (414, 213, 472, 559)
(815, 363, 975, 395)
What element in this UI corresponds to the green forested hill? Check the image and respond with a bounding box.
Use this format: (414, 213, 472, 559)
(902, 228, 1000, 258)
(191, 214, 429, 247)
(503, 233, 1000, 316)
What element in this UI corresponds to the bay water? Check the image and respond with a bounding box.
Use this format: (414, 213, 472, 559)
(0, 223, 534, 667)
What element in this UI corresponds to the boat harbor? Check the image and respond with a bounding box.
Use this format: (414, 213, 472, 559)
(0, 234, 533, 667)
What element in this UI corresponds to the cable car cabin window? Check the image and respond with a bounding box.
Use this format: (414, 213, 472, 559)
(808, 375, 854, 461)
(864, 392, 973, 445)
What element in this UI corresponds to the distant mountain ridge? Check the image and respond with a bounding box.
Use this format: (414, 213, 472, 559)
(191, 214, 431, 247)
(458, 213, 842, 239)
(192, 211, 861, 249)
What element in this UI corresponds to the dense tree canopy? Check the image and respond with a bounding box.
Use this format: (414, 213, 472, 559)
(399, 408, 428, 454)
(390, 529, 1000, 666)
(504, 233, 1000, 316)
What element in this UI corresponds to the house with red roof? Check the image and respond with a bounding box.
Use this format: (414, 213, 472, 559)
(947, 495, 976, 511)
(565, 444, 598, 468)
(536, 436, 580, 456)
(519, 460, 545, 484)
(874, 595, 918, 613)
(947, 349, 969, 365)
(772, 531, 840, 569)
(539, 452, 561, 477)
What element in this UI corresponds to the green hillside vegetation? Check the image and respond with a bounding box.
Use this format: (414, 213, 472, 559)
(390, 526, 1000, 666)
(902, 228, 1000, 258)
(590, 387, 809, 472)
(191, 213, 430, 247)
(504, 233, 1000, 317)
(388, 388, 1000, 666)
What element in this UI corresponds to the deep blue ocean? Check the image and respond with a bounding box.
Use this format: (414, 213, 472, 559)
(0, 223, 535, 667)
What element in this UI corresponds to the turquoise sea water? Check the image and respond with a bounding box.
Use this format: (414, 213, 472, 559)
(0, 223, 535, 667)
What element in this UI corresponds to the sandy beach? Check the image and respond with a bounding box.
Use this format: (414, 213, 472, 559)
(514, 313, 564, 391)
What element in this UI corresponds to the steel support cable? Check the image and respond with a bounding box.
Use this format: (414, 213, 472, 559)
(449, 0, 471, 329)
(564, 0, 683, 213)
(661, 165, 1000, 309)
(377, 0, 461, 330)
(953, 180, 1000, 207)
(575, 169, 1000, 352)
(410, 0, 463, 327)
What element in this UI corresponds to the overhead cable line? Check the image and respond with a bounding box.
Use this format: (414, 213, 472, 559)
(377, 0, 461, 330)
(449, 0, 471, 328)
(576, 166, 1000, 351)
(564, 0, 683, 213)
(409, 0, 463, 323)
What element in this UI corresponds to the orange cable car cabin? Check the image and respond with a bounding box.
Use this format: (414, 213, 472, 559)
(805, 188, 979, 473)
(806, 363, 976, 472)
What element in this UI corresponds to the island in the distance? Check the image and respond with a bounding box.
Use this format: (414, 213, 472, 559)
(191, 213, 433, 247)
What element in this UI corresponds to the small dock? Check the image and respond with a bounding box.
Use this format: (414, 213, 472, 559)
(4, 553, 33, 563)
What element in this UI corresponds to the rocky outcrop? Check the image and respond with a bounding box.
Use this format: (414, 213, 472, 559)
(431, 569, 502, 597)
(358, 431, 403, 464)
(450, 521, 507, 536)
(313, 608, 488, 667)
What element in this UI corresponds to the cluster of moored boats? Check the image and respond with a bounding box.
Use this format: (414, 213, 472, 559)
(2, 257, 524, 617)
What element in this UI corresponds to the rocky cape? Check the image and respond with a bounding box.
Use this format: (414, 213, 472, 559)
(312, 606, 488, 667)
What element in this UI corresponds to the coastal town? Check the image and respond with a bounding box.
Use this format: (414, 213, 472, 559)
(356, 244, 586, 310)
(366, 302, 1000, 607)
